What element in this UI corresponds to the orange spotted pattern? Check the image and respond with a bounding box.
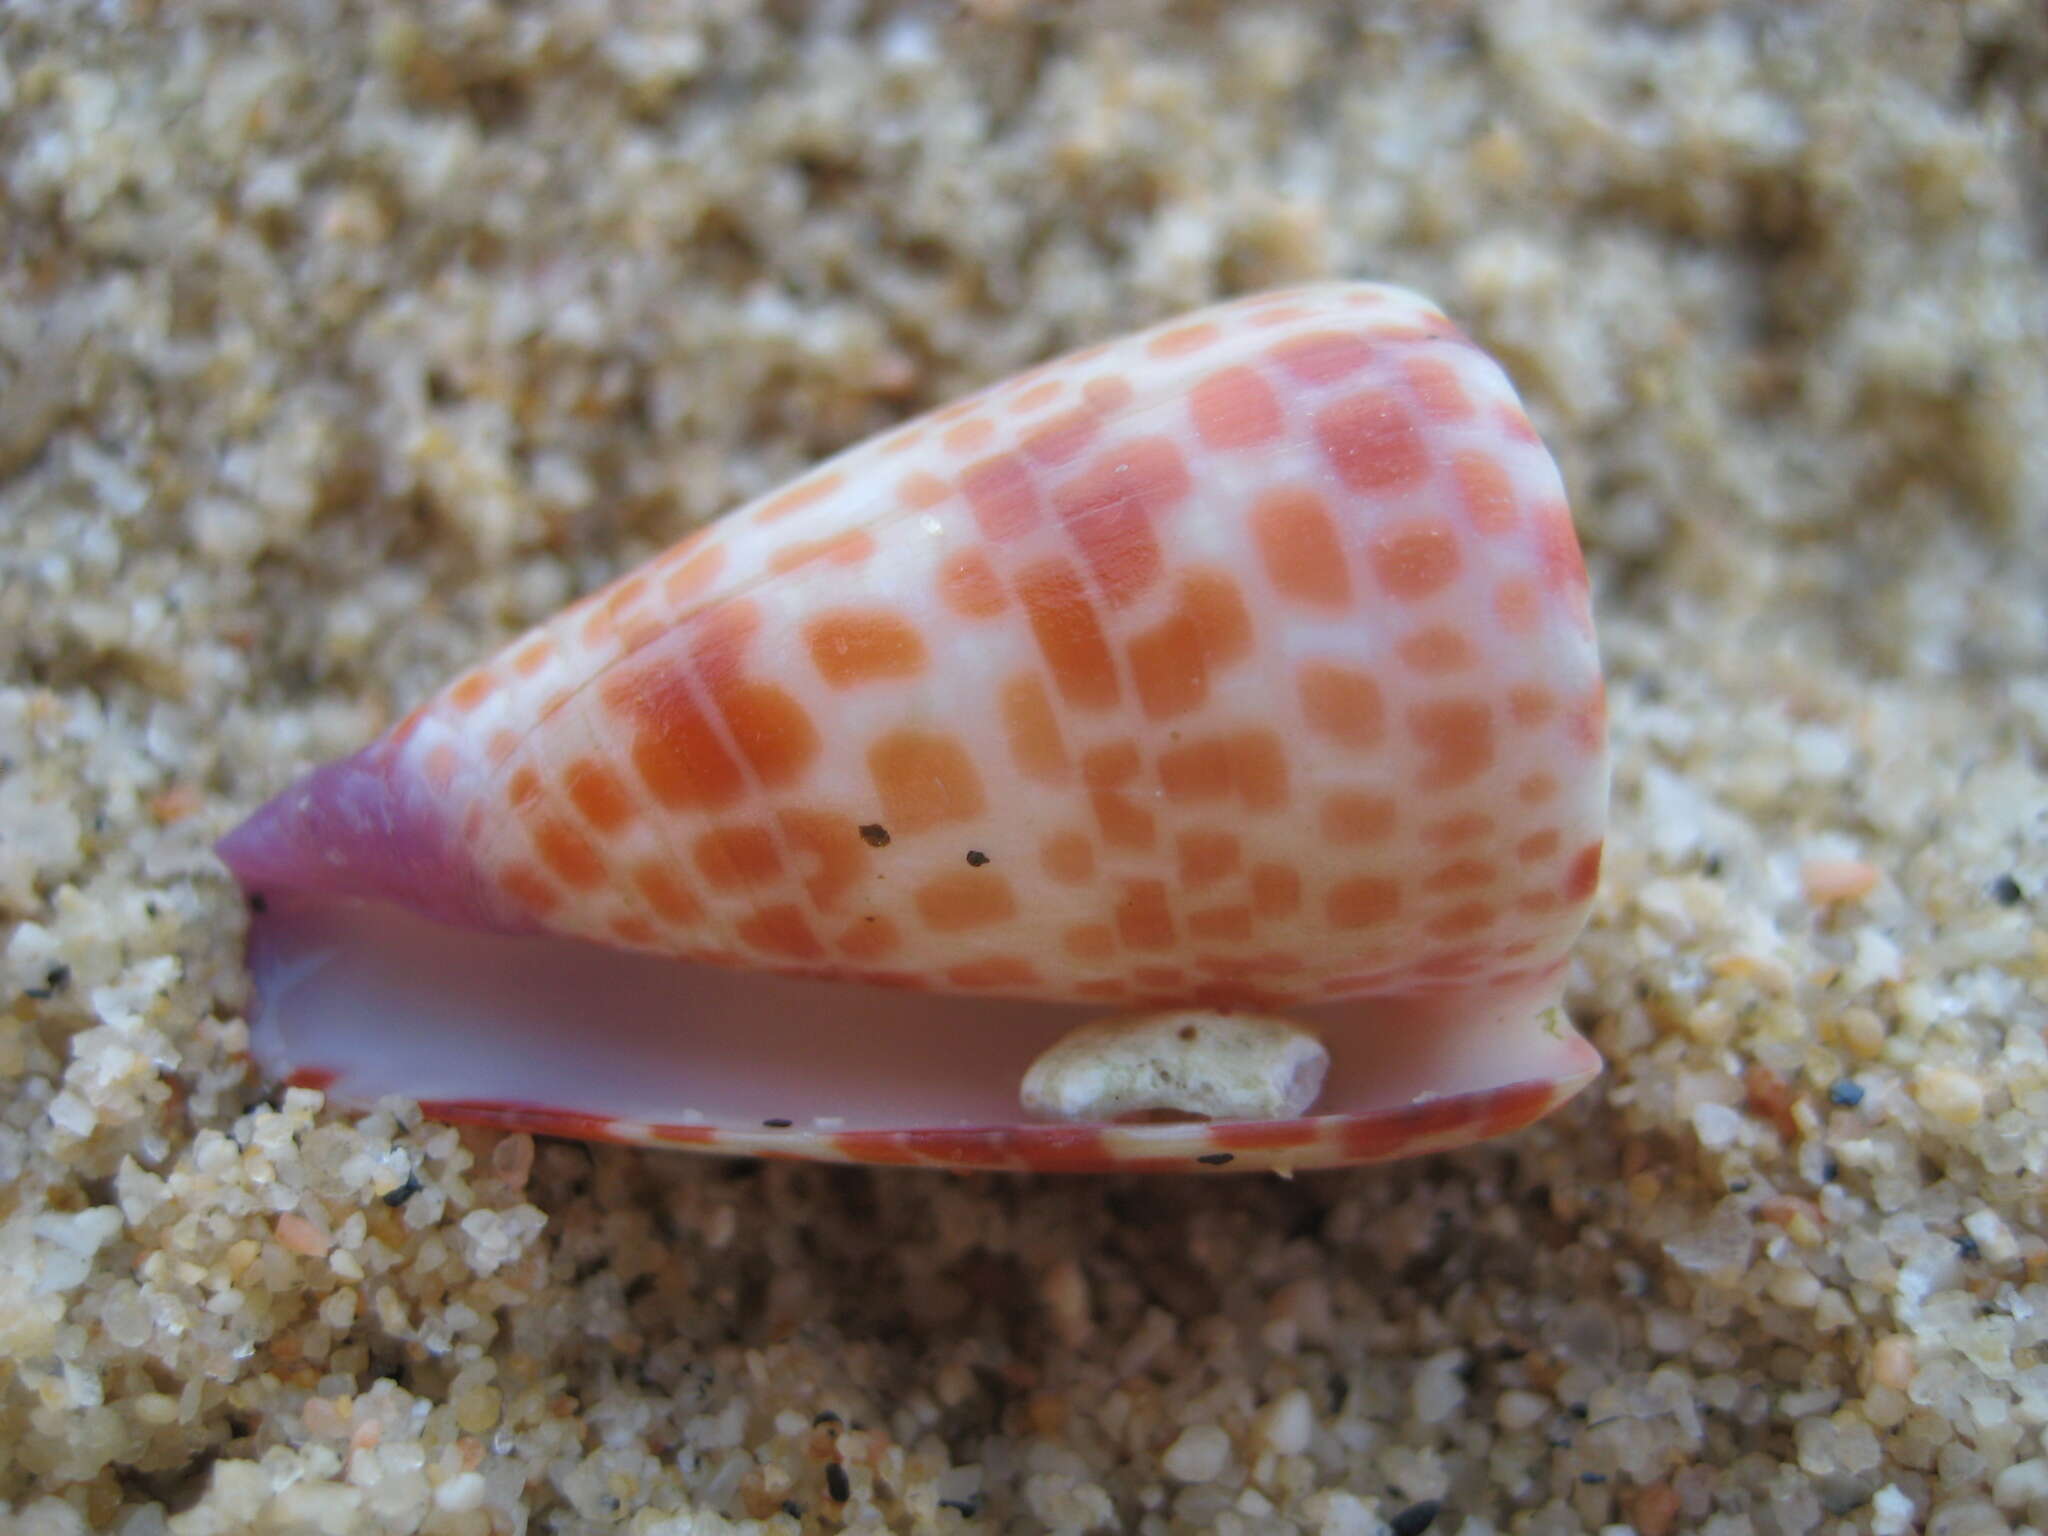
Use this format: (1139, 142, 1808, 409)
(274, 282, 1604, 1165)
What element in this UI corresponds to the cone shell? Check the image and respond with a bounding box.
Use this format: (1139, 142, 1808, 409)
(220, 282, 1608, 1171)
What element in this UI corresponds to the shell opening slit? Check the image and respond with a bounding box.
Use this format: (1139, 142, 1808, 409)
(220, 282, 1608, 1173)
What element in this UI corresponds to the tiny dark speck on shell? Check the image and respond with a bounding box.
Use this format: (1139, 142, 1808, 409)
(249, 892, 269, 913)
(1197, 1152, 1234, 1165)
(858, 823, 890, 847)
(763, 1118, 793, 1128)
(1990, 873, 2024, 906)
(965, 849, 989, 866)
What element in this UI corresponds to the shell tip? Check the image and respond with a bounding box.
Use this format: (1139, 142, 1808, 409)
(218, 746, 502, 929)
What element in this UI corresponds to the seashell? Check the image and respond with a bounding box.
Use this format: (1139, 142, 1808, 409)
(219, 282, 1607, 1173)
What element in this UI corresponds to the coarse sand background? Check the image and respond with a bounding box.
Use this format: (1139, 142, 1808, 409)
(3, 3, 2046, 1533)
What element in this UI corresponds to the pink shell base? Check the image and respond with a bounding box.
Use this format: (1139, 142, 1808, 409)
(249, 894, 1599, 1174)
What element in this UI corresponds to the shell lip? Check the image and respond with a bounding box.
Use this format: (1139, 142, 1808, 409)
(402, 1064, 1601, 1174)
(242, 890, 1601, 1173)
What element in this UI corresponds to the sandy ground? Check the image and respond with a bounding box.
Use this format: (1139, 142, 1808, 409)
(3, 2, 2046, 1533)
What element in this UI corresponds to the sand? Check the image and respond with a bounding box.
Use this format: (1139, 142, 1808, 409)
(3, 2, 2045, 1533)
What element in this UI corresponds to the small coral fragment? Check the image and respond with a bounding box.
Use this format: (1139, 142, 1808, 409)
(1020, 1010, 1329, 1123)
